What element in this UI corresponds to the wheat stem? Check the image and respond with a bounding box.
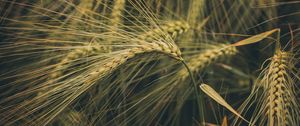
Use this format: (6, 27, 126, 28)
(182, 60, 205, 124)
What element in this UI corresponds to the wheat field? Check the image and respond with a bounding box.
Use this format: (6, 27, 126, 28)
(0, 0, 299, 126)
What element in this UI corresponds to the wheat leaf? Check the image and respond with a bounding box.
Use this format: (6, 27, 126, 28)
(221, 116, 228, 126)
(199, 84, 250, 124)
(231, 28, 279, 47)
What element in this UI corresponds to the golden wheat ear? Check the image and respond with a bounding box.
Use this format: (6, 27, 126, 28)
(177, 43, 238, 80)
(47, 43, 105, 82)
(139, 20, 190, 42)
(234, 50, 300, 126)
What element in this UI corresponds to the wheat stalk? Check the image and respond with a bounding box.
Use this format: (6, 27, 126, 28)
(268, 51, 289, 125)
(45, 20, 190, 125)
(107, 0, 126, 51)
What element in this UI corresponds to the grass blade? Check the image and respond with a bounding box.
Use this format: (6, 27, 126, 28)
(199, 84, 250, 124)
(231, 29, 279, 47)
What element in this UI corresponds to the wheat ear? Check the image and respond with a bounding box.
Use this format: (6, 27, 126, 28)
(67, 0, 94, 25)
(235, 50, 300, 126)
(108, 0, 126, 52)
(139, 21, 190, 42)
(49, 43, 104, 82)
(111, 0, 126, 28)
(177, 44, 237, 80)
(86, 41, 182, 80)
(265, 50, 299, 126)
